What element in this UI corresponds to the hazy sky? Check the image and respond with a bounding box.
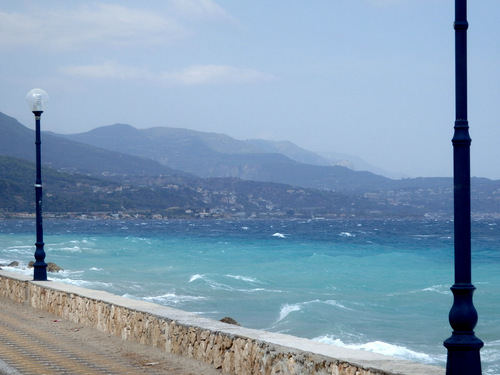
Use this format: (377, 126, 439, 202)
(1, 1, 499, 179)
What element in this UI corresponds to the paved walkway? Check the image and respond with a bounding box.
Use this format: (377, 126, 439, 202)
(0, 296, 225, 375)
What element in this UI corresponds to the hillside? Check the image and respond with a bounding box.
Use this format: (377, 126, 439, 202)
(60, 123, 392, 192)
(1, 112, 499, 218)
(0, 112, 189, 178)
(1, 155, 412, 218)
(0, 155, 202, 214)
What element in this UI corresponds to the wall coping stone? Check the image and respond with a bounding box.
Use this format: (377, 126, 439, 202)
(0, 270, 444, 375)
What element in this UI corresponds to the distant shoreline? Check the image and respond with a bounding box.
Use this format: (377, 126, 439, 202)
(2, 214, 500, 222)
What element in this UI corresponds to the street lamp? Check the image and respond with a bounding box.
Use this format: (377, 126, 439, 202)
(26, 88, 49, 281)
(443, 1, 483, 374)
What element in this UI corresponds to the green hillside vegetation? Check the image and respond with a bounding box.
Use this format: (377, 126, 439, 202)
(0, 112, 189, 179)
(0, 156, 202, 215)
(60, 123, 392, 192)
(1, 112, 499, 218)
(0, 155, 409, 218)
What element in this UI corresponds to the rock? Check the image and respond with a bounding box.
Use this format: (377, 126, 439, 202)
(8, 261, 19, 267)
(28, 261, 63, 273)
(47, 263, 63, 273)
(220, 317, 240, 326)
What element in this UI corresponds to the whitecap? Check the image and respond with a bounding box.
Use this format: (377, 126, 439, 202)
(324, 300, 349, 310)
(54, 278, 113, 289)
(278, 299, 349, 322)
(482, 345, 500, 364)
(348, 341, 435, 363)
(144, 293, 205, 305)
(55, 246, 82, 253)
(314, 335, 346, 347)
(189, 274, 204, 283)
(57, 269, 84, 277)
(314, 336, 437, 364)
(339, 232, 354, 237)
(278, 304, 302, 321)
(226, 274, 261, 283)
(188, 274, 231, 290)
(272, 233, 287, 238)
(389, 284, 451, 296)
(422, 285, 451, 295)
(0, 266, 32, 276)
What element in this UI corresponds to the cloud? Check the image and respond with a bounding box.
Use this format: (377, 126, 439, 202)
(59, 61, 152, 80)
(168, 0, 235, 22)
(60, 62, 275, 85)
(0, 3, 186, 50)
(160, 65, 275, 85)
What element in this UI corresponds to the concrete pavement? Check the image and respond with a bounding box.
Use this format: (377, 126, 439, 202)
(0, 296, 225, 375)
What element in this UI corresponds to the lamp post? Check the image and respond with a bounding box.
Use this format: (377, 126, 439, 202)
(26, 88, 49, 281)
(443, 1, 483, 373)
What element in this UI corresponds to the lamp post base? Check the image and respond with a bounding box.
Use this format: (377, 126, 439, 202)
(33, 262, 48, 281)
(444, 334, 483, 375)
(33, 240, 47, 281)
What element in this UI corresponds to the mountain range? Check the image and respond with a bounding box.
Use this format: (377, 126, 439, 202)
(1, 111, 499, 218)
(56, 123, 397, 192)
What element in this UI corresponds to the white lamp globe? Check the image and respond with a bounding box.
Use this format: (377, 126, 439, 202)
(26, 89, 49, 112)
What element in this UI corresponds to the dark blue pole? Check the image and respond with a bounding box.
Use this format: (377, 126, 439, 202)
(443, 0, 483, 373)
(33, 110, 47, 281)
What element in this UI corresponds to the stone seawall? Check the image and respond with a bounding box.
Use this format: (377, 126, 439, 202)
(0, 270, 444, 375)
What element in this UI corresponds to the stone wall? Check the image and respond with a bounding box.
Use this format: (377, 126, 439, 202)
(0, 270, 444, 375)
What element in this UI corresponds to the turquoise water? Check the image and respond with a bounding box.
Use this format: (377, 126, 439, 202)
(1, 219, 499, 373)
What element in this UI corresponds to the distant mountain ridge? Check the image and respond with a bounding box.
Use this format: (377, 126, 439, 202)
(246, 139, 407, 179)
(1, 112, 499, 218)
(59, 123, 392, 192)
(0, 113, 189, 178)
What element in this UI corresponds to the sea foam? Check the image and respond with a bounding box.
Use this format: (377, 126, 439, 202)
(314, 336, 439, 364)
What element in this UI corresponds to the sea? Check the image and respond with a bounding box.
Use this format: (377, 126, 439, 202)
(1, 218, 499, 374)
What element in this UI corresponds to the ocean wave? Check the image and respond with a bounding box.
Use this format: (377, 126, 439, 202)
(278, 299, 349, 322)
(1, 245, 33, 257)
(0, 266, 33, 276)
(53, 277, 113, 289)
(143, 293, 205, 305)
(4, 245, 32, 250)
(481, 340, 500, 365)
(272, 233, 287, 238)
(189, 273, 280, 294)
(70, 239, 94, 245)
(388, 284, 451, 296)
(225, 274, 261, 283)
(339, 232, 355, 237)
(189, 274, 204, 283)
(421, 285, 451, 295)
(189, 274, 236, 290)
(189, 274, 231, 290)
(52, 269, 83, 277)
(48, 239, 95, 252)
(314, 336, 439, 364)
(278, 304, 302, 321)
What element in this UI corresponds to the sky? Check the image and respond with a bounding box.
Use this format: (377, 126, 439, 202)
(1, 1, 499, 179)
